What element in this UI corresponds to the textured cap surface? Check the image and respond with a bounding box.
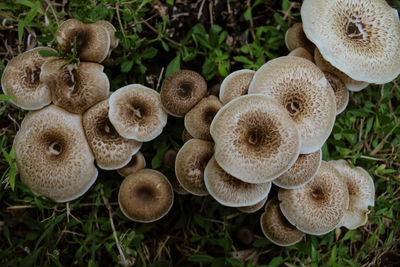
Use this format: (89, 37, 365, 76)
(285, 23, 315, 53)
(323, 72, 349, 114)
(219, 69, 255, 105)
(237, 196, 268, 213)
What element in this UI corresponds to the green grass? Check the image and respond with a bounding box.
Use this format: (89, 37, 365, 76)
(0, 0, 399, 266)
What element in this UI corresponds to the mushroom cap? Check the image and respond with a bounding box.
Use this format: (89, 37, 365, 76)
(204, 156, 272, 207)
(168, 175, 189, 195)
(117, 151, 146, 177)
(94, 20, 119, 50)
(273, 149, 322, 189)
(288, 47, 314, 62)
(83, 99, 142, 170)
(314, 48, 369, 92)
(219, 69, 255, 105)
(1, 47, 55, 110)
(57, 19, 110, 63)
(108, 84, 168, 142)
(160, 70, 207, 117)
(248, 56, 336, 154)
(323, 72, 349, 115)
(260, 198, 305, 246)
(278, 161, 349, 235)
(302, 0, 400, 84)
(181, 128, 193, 143)
(237, 196, 268, 214)
(175, 139, 214, 196)
(284, 23, 315, 53)
(210, 94, 301, 183)
(329, 160, 375, 229)
(118, 169, 174, 223)
(40, 59, 109, 114)
(184, 95, 223, 140)
(13, 105, 98, 202)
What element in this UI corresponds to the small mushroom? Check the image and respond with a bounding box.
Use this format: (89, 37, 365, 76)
(118, 169, 174, 223)
(284, 23, 315, 54)
(237, 196, 268, 214)
(168, 175, 189, 195)
(94, 20, 119, 57)
(117, 152, 146, 177)
(323, 71, 349, 114)
(219, 69, 255, 105)
(287, 47, 314, 62)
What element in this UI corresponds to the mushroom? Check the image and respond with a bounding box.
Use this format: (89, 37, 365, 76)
(302, 0, 400, 84)
(118, 169, 174, 223)
(168, 175, 189, 195)
(181, 128, 193, 143)
(237, 196, 268, 214)
(260, 198, 305, 246)
(184, 95, 223, 140)
(329, 160, 375, 229)
(284, 23, 315, 54)
(40, 59, 109, 114)
(278, 161, 349, 235)
(160, 70, 207, 117)
(323, 71, 349, 115)
(83, 99, 142, 170)
(204, 156, 272, 207)
(57, 19, 110, 63)
(108, 84, 168, 142)
(273, 149, 321, 189)
(248, 56, 336, 154)
(287, 47, 314, 62)
(13, 105, 98, 202)
(175, 139, 214, 196)
(117, 152, 146, 177)
(1, 47, 56, 110)
(219, 69, 255, 105)
(94, 20, 119, 57)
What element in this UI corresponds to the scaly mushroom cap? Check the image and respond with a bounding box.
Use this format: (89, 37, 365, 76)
(285, 23, 315, 53)
(160, 70, 207, 117)
(237, 196, 268, 214)
(83, 99, 142, 170)
(13, 105, 98, 202)
(118, 169, 174, 223)
(108, 84, 168, 142)
(278, 161, 349, 235)
(329, 160, 375, 229)
(260, 198, 305, 246)
(117, 152, 146, 177)
(273, 149, 322, 189)
(94, 20, 119, 51)
(288, 47, 314, 62)
(219, 70, 255, 105)
(323, 72, 349, 114)
(204, 156, 272, 207)
(184, 95, 223, 140)
(210, 94, 301, 183)
(314, 48, 369, 92)
(175, 139, 214, 196)
(1, 47, 55, 110)
(57, 19, 110, 63)
(40, 59, 109, 114)
(249, 56, 336, 154)
(302, 0, 400, 84)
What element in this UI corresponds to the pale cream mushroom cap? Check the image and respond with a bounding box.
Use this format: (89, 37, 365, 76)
(204, 156, 272, 207)
(40, 59, 109, 114)
(184, 95, 223, 140)
(118, 169, 174, 223)
(175, 139, 214, 196)
(329, 160, 375, 229)
(302, 0, 400, 84)
(278, 161, 349, 235)
(237, 196, 268, 214)
(1, 47, 55, 110)
(284, 23, 315, 53)
(117, 152, 146, 177)
(94, 20, 119, 51)
(273, 149, 322, 189)
(323, 71, 349, 115)
(57, 19, 110, 63)
(210, 94, 301, 183)
(83, 99, 142, 170)
(108, 84, 168, 142)
(219, 69, 255, 105)
(248, 56, 336, 154)
(260, 198, 305, 246)
(288, 47, 314, 62)
(13, 105, 98, 202)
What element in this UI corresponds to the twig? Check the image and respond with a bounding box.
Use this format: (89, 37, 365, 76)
(197, 0, 206, 20)
(156, 67, 164, 91)
(246, 0, 255, 40)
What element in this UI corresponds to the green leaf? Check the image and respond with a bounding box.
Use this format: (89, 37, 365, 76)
(165, 55, 180, 77)
(38, 50, 59, 57)
(0, 94, 16, 101)
(121, 60, 134, 73)
(267, 257, 284, 267)
(188, 255, 214, 263)
(244, 8, 252, 21)
(2, 148, 17, 191)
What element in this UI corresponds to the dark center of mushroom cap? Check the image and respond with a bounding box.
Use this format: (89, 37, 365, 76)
(285, 98, 302, 116)
(203, 107, 219, 124)
(310, 186, 326, 201)
(23, 66, 41, 85)
(96, 118, 120, 139)
(177, 82, 193, 99)
(61, 65, 79, 97)
(64, 29, 90, 54)
(128, 99, 149, 121)
(135, 185, 156, 202)
(41, 133, 67, 159)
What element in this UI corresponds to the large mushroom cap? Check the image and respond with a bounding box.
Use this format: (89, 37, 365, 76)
(302, 0, 400, 84)
(249, 56, 336, 154)
(219, 69, 255, 105)
(160, 70, 207, 117)
(285, 22, 315, 54)
(323, 71, 349, 114)
(57, 19, 110, 63)
(175, 139, 214, 196)
(1, 47, 55, 110)
(278, 161, 349, 235)
(83, 99, 142, 170)
(108, 84, 168, 142)
(260, 198, 305, 246)
(210, 94, 301, 183)
(40, 59, 109, 114)
(13, 105, 98, 202)
(117, 152, 146, 177)
(204, 156, 271, 207)
(118, 169, 174, 223)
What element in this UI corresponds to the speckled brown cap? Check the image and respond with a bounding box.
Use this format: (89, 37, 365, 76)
(117, 152, 146, 177)
(285, 23, 315, 53)
(323, 71, 349, 115)
(219, 70, 255, 105)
